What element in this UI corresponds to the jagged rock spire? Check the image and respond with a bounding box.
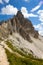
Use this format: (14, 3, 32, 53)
(0, 11, 39, 40)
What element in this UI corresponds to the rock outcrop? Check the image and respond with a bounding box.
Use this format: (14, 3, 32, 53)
(0, 11, 39, 41)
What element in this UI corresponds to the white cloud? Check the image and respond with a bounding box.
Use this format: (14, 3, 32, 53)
(27, 13, 38, 17)
(0, 0, 3, 3)
(0, 0, 9, 3)
(31, 5, 40, 12)
(37, 10, 43, 22)
(21, 7, 38, 18)
(21, 7, 28, 14)
(34, 23, 43, 30)
(0, 4, 18, 15)
(31, 1, 43, 12)
(4, 0, 9, 3)
(39, 31, 43, 36)
(21, 7, 29, 18)
(34, 23, 43, 36)
(24, 0, 29, 2)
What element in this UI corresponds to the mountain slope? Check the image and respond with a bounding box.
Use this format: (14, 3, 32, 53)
(0, 36, 43, 65)
(0, 11, 43, 65)
(0, 11, 38, 40)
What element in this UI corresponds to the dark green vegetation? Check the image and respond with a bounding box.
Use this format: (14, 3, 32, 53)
(5, 40, 43, 65)
(0, 38, 3, 41)
(5, 40, 34, 58)
(5, 49, 43, 65)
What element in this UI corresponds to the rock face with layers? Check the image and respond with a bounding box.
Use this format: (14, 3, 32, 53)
(0, 11, 39, 41)
(0, 11, 43, 60)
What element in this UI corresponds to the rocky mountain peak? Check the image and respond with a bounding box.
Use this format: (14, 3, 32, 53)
(0, 11, 39, 41)
(16, 11, 24, 19)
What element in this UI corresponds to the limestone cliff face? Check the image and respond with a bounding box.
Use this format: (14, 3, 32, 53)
(0, 11, 39, 41)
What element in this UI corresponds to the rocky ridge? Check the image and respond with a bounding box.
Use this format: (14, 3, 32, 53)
(0, 11, 43, 65)
(0, 11, 39, 41)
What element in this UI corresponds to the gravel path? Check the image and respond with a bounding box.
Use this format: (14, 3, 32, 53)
(0, 45, 9, 65)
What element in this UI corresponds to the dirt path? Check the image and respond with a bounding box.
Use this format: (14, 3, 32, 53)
(0, 45, 9, 65)
(0, 40, 25, 59)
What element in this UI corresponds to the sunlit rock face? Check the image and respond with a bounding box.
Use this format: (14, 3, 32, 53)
(0, 11, 43, 59)
(0, 11, 39, 40)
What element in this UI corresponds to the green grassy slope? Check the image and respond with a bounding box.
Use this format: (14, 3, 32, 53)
(5, 40, 43, 65)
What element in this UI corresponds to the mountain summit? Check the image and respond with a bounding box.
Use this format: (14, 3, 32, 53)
(0, 11, 39, 41)
(0, 11, 43, 65)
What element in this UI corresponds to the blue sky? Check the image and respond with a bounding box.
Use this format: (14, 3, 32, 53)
(0, 0, 43, 35)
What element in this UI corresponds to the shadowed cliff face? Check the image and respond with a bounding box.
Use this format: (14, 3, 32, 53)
(0, 11, 39, 41)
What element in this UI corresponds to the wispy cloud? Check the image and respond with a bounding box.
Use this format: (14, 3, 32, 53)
(0, 0, 10, 4)
(31, 1, 43, 12)
(34, 23, 43, 36)
(4, 0, 9, 3)
(0, 0, 3, 3)
(21, 7, 38, 18)
(37, 10, 43, 22)
(24, 0, 29, 2)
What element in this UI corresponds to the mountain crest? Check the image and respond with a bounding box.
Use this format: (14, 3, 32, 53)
(0, 11, 39, 41)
